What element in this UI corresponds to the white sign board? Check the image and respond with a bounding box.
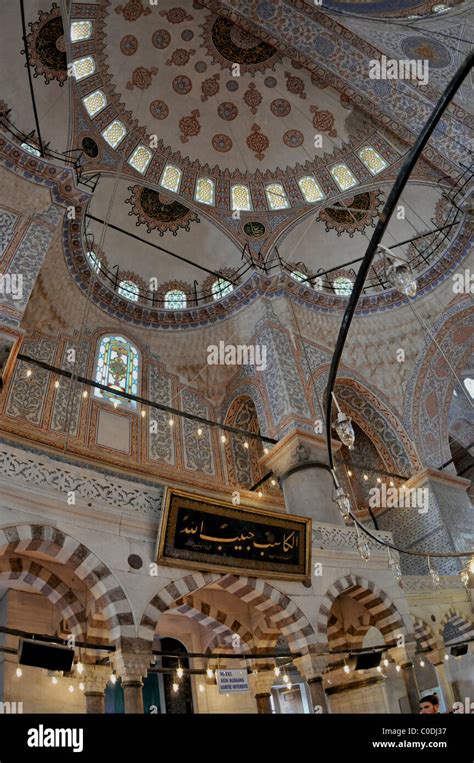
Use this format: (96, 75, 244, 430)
(216, 669, 249, 694)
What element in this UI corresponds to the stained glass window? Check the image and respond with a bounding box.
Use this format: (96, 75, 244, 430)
(358, 146, 388, 175)
(212, 278, 234, 300)
(86, 250, 101, 272)
(165, 290, 187, 309)
(298, 176, 324, 203)
(102, 120, 127, 149)
(83, 90, 107, 118)
(292, 270, 306, 282)
(21, 142, 41, 157)
(464, 378, 474, 398)
(94, 335, 139, 407)
(195, 177, 215, 205)
(71, 21, 92, 42)
(160, 164, 182, 193)
(118, 280, 139, 301)
(333, 276, 353, 296)
(231, 185, 252, 211)
(265, 183, 289, 210)
(72, 56, 95, 81)
(330, 163, 358, 192)
(128, 144, 152, 174)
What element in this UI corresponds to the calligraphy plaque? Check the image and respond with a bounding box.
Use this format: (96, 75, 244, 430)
(157, 489, 311, 581)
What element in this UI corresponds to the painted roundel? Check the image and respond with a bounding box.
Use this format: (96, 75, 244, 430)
(212, 134, 233, 152)
(120, 35, 138, 56)
(270, 98, 291, 117)
(283, 130, 304, 147)
(204, 16, 281, 73)
(149, 99, 169, 120)
(152, 29, 171, 49)
(173, 75, 192, 94)
(217, 102, 238, 121)
(400, 36, 451, 69)
(126, 186, 200, 235)
(23, 4, 67, 86)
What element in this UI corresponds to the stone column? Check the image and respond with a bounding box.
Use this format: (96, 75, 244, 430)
(261, 430, 343, 525)
(83, 665, 110, 714)
(427, 648, 455, 711)
(253, 670, 275, 714)
(377, 469, 472, 576)
(113, 651, 152, 715)
(392, 645, 420, 713)
(294, 654, 329, 713)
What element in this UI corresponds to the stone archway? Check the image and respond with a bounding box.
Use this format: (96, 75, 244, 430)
(0, 524, 134, 646)
(413, 618, 438, 652)
(439, 608, 473, 644)
(0, 556, 87, 640)
(318, 575, 410, 648)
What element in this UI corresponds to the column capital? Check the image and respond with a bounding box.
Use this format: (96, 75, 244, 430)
(294, 654, 328, 680)
(403, 468, 471, 492)
(253, 670, 275, 696)
(426, 647, 448, 667)
(390, 642, 417, 666)
(261, 430, 341, 479)
(83, 665, 110, 695)
(112, 651, 152, 683)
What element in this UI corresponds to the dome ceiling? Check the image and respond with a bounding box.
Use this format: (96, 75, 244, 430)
(97, 2, 355, 175)
(321, 0, 458, 17)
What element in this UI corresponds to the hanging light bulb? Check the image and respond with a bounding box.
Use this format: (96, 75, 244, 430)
(271, 479, 276, 487)
(52, 676, 58, 685)
(264, 447, 269, 455)
(379, 245, 417, 298)
(347, 470, 353, 477)
(110, 673, 117, 685)
(197, 427, 203, 437)
(444, 654, 449, 662)
(274, 665, 280, 677)
(176, 664, 184, 680)
(26, 369, 32, 378)
(76, 661, 84, 675)
(428, 557, 440, 588)
(243, 441, 249, 449)
(79, 682, 85, 691)
(377, 665, 382, 673)
(460, 568, 470, 587)
(68, 685, 74, 693)
(221, 434, 227, 444)
(388, 549, 402, 583)
(335, 487, 351, 522)
(172, 682, 179, 693)
(287, 681, 292, 690)
(168, 418, 174, 427)
(258, 490, 263, 498)
(383, 658, 389, 668)
(419, 659, 425, 668)
(343, 664, 350, 674)
(16, 667, 22, 678)
(199, 684, 205, 693)
(141, 410, 146, 418)
(54, 380, 60, 389)
(331, 393, 355, 449)
(355, 524, 370, 561)
(82, 390, 88, 399)
(395, 665, 401, 673)
(283, 673, 289, 684)
(206, 667, 214, 679)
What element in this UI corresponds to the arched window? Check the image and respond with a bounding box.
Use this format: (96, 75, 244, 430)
(86, 250, 101, 273)
(165, 289, 187, 309)
(94, 335, 139, 407)
(118, 280, 139, 302)
(333, 277, 353, 296)
(212, 278, 233, 300)
(231, 184, 252, 212)
(291, 270, 306, 283)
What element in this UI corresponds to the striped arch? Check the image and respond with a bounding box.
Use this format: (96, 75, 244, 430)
(439, 608, 474, 644)
(174, 598, 253, 653)
(212, 574, 318, 653)
(327, 610, 372, 651)
(413, 618, 438, 652)
(139, 573, 316, 653)
(139, 572, 220, 640)
(0, 524, 134, 645)
(318, 575, 409, 647)
(0, 557, 87, 639)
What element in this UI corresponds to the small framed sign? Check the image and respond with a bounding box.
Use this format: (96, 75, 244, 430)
(216, 670, 249, 694)
(157, 488, 311, 582)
